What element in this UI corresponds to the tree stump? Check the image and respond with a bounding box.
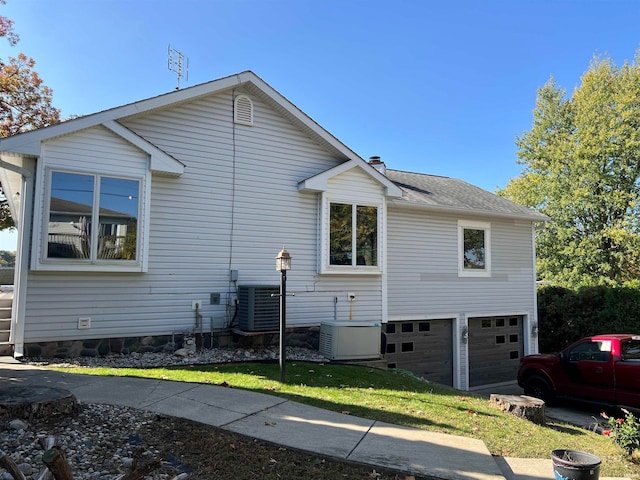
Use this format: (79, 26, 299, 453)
(0, 386, 78, 420)
(490, 394, 545, 425)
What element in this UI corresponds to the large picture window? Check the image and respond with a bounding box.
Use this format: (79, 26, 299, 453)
(329, 202, 378, 267)
(46, 171, 140, 263)
(458, 220, 491, 277)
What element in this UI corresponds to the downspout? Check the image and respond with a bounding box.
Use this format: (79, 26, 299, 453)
(380, 200, 388, 324)
(11, 157, 35, 357)
(529, 221, 544, 356)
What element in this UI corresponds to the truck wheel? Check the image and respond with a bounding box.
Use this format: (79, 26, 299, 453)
(523, 375, 555, 405)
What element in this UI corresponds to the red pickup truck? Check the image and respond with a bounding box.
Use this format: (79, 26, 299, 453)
(517, 334, 640, 407)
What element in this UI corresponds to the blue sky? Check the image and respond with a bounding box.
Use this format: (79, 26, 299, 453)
(1, 0, 639, 250)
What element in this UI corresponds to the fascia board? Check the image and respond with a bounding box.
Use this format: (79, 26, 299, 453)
(299, 160, 403, 198)
(0, 73, 253, 156)
(102, 120, 184, 176)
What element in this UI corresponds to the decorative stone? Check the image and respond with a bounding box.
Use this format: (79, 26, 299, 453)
(490, 394, 545, 425)
(0, 386, 79, 420)
(8, 419, 27, 430)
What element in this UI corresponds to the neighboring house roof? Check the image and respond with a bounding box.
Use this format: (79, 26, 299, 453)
(386, 169, 548, 221)
(50, 197, 131, 219)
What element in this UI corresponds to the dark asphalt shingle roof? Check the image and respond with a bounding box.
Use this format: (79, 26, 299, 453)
(386, 169, 548, 221)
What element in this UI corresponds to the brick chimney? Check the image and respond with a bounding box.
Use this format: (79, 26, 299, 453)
(368, 156, 386, 175)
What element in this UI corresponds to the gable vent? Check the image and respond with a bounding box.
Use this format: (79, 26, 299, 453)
(234, 94, 253, 126)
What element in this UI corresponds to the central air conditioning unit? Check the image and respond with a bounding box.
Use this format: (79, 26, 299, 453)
(319, 321, 382, 360)
(238, 285, 280, 332)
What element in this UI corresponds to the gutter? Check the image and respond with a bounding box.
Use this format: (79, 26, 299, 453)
(387, 198, 549, 223)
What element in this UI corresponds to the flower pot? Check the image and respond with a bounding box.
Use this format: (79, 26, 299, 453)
(551, 449, 601, 480)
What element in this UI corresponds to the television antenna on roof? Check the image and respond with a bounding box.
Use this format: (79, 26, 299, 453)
(168, 44, 189, 90)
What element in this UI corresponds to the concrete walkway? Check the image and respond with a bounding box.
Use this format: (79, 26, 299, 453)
(0, 357, 629, 480)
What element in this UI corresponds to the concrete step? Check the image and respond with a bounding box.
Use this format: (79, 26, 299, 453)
(0, 307, 11, 319)
(0, 331, 9, 343)
(0, 298, 12, 309)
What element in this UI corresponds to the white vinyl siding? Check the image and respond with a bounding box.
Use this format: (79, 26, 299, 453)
(22, 90, 385, 342)
(387, 208, 536, 317)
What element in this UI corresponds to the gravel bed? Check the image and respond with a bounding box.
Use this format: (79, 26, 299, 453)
(1, 346, 327, 480)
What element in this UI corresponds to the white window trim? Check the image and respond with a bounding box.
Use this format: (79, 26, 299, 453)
(458, 220, 491, 278)
(33, 167, 147, 273)
(320, 195, 383, 275)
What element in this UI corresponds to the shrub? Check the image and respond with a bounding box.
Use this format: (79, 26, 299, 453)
(602, 409, 640, 456)
(538, 285, 640, 353)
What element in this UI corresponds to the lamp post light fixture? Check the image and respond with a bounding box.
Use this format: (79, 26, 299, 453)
(276, 247, 292, 382)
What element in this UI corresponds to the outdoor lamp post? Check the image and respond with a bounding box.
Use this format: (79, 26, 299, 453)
(276, 247, 292, 382)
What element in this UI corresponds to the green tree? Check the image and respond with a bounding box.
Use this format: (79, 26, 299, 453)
(500, 54, 640, 288)
(0, 249, 15, 266)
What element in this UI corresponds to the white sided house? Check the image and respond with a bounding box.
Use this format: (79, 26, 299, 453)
(0, 71, 547, 390)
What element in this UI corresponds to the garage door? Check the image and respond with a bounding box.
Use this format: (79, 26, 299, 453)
(468, 316, 523, 387)
(384, 319, 453, 386)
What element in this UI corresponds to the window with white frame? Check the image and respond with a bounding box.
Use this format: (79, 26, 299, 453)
(44, 171, 141, 265)
(458, 220, 491, 277)
(328, 202, 378, 268)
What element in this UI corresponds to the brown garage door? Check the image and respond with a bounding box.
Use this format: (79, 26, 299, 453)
(384, 319, 453, 386)
(468, 316, 523, 387)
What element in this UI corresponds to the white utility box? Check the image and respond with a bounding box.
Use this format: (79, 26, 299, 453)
(319, 321, 381, 360)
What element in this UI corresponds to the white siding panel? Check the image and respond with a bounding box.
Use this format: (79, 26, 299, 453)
(23, 89, 384, 342)
(327, 167, 384, 203)
(43, 127, 149, 175)
(387, 207, 536, 318)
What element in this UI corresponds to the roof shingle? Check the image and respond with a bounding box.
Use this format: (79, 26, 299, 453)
(386, 169, 548, 221)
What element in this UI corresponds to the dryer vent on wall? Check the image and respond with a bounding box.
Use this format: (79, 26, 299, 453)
(238, 285, 280, 331)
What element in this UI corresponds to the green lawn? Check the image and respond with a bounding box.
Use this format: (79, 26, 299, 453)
(53, 361, 639, 478)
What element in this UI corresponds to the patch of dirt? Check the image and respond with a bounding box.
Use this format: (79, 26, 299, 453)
(136, 414, 424, 480)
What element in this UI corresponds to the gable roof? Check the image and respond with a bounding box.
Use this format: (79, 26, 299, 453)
(387, 169, 548, 221)
(298, 159, 403, 198)
(0, 71, 363, 166)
